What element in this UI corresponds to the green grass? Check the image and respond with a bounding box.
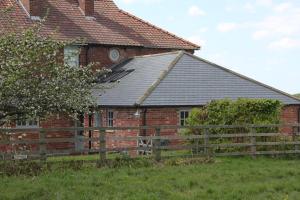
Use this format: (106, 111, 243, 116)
(1, 157, 300, 200)
(47, 150, 190, 162)
(294, 94, 300, 99)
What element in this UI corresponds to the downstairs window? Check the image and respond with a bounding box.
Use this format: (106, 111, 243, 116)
(107, 111, 114, 127)
(16, 119, 39, 128)
(179, 110, 190, 126)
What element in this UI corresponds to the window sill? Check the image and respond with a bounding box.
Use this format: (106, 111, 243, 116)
(106, 130, 115, 133)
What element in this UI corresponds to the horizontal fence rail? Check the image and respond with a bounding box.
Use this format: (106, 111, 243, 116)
(0, 124, 299, 162)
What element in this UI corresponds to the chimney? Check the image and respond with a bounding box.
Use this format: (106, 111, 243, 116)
(78, 0, 94, 17)
(19, 0, 42, 18)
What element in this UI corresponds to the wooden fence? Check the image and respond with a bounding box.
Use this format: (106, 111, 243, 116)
(0, 124, 300, 163)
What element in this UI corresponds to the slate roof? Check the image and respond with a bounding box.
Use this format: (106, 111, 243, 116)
(95, 51, 300, 106)
(0, 0, 199, 50)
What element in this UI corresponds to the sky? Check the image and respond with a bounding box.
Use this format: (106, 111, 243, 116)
(114, 0, 300, 94)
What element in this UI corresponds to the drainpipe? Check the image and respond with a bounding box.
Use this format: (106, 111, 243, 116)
(88, 113, 92, 150)
(85, 45, 90, 66)
(142, 108, 148, 136)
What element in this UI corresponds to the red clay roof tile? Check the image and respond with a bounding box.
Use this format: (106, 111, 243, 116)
(0, 0, 199, 50)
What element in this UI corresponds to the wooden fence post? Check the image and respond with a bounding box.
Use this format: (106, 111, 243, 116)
(250, 128, 257, 159)
(154, 128, 161, 162)
(195, 130, 200, 156)
(292, 126, 299, 153)
(98, 129, 106, 165)
(39, 129, 47, 162)
(204, 128, 210, 157)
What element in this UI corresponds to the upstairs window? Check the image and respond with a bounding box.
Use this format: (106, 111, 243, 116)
(64, 46, 80, 68)
(107, 111, 114, 127)
(179, 110, 190, 126)
(16, 119, 39, 128)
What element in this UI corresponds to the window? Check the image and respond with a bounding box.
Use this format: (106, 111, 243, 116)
(179, 110, 190, 126)
(64, 46, 80, 68)
(94, 112, 102, 127)
(16, 119, 39, 128)
(109, 48, 120, 62)
(107, 111, 114, 127)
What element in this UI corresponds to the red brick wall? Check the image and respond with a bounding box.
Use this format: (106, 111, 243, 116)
(107, 109, 139, 151)
(281, 105, 300, 134)
(144, 108, 179, 137)
(40, 114, 76, 150)
(1, 114, 76, 154)
(19, 0, 44, 17)
(93, 107, 180, 151)
(1, 105, 299, 154)
(94, 106, 300, 150)
(89, 108, 140, 155)
(96, 107, 179, 135)
(79, 46, 193, 69)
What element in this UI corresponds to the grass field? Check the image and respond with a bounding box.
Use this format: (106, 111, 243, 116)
(1, 157, 300, 200)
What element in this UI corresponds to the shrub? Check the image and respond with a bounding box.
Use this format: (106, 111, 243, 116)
(186, 98, 282, 134)
(184, 98, 283, 153)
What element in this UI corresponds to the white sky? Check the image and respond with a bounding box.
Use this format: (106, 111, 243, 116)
(115, 0, 300, 94)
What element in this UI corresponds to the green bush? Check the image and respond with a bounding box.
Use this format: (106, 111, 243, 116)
(187, 98, 282, 134)
(184, 98, 283, 153)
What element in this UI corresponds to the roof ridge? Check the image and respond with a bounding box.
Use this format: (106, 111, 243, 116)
(136, 51, 185, 105)
(118, 9, 200, 50)
(183, 52, 300, 104)
(132, 51, 182, 59)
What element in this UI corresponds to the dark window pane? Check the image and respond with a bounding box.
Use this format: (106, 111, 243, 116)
(185, 112, 189, 119)
(180, 120, 185, 126)
(108, 111, 114, 127)
(180, 111, 185, 118)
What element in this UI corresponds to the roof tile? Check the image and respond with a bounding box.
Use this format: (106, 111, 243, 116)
(96, 52, 300, 106)
(0, 0, 199, 50)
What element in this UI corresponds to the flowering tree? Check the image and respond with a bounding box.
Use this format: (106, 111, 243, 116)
(0, 22, 102, 125)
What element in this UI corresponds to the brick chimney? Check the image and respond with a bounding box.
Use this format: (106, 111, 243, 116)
(78, 0, 94, 17)
(19, 0, 42, 18)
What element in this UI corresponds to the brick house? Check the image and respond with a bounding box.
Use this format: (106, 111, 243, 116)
(0, 0, 198, 151)
(93, 51, 300, 150)
(1, 0, 299, 152)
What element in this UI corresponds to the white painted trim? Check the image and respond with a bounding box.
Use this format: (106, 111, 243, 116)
(30, 16, 41, 21)
(16, 118, 40, 129)
(17, 0, 41, 21)
(17, 0, 30, 17)
(85, 16, 96, 20)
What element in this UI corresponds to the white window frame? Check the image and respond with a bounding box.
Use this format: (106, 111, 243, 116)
(107, 111, 114, 127)
(179, 110, 190, 126)
(16, 118, 39, 128)
(64, 45, 80, 68)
